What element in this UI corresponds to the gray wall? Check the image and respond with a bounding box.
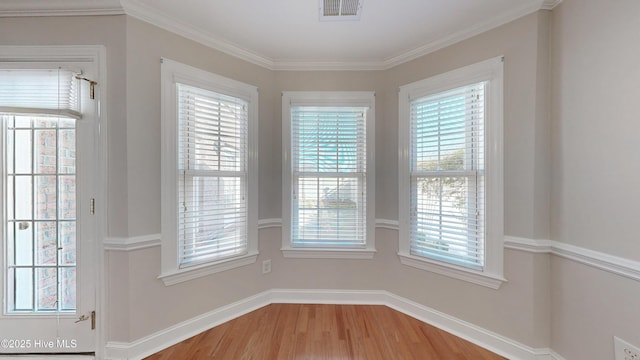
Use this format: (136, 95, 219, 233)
(1, 2, 639, 358)
(549, 0, 640, 358)
(114, 11, 552, 348)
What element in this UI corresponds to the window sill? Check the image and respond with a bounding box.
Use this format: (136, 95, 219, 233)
(159, 252, 259, 286)
(282, 247, 376, 259)
(398, 253, 506, 289)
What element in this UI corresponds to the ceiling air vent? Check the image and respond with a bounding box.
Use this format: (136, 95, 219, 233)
(320, 0, 363, 21)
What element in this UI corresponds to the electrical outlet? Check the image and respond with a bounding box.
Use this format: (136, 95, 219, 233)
(614, 337, 640, 360)
(262, 259, 271, 274)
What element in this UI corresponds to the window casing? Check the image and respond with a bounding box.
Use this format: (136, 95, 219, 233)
(161, 59, 258, 285)
(282, 92, 375, 259)
(398, 57, 505, 289)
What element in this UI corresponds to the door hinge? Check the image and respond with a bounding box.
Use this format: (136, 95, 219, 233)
(90, 198, 95, 215)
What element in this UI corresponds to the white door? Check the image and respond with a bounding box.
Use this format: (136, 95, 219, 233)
(0, 60, 99, 355)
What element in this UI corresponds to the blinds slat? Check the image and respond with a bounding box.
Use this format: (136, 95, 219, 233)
(177, 83, 249, 266)
(291, 106, 367, 247)
(410, 82, 486, 268)
(0, 69, 81, 119)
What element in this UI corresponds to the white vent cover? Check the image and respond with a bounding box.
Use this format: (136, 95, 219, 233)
(320, 0, 363, 21)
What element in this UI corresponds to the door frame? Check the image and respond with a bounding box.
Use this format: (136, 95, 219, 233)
(0, 45, 107, 358)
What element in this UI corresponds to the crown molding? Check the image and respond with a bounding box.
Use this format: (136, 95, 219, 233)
(119, 0, 276, 70)
(381, 0, 547, 69)
(1, 0, 558, 71)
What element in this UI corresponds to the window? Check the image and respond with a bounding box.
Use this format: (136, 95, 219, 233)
(282, 92, 375, 259)
(160, 59, 258, 285)
(0, 69, 81, 312)
(398, 57, 505, 289)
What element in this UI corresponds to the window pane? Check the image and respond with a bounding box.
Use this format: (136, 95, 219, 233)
(35, 175, 57, 220)
(14, 268, 33, 310)
(59, 267, 76, 310)
(177, 83, 249, 266)
(294, 109, 364, 173)
(34, 129, 57, 174)
(14, 221, 33, 266)
(59, 175, 75, 219)
(179, 175, 246, 265)
(59, 129, 76, 174)
(34, 118, 59, 128)
(294, 176, 363, 246)
(36, 267, 57, 311)
(59, 221, 76, 265)
(14, 116, 31, 128)
(35, 222, 57, 266)
(4, 116, 78, 314)
(7, 175, 14, 220)
(14, 175, 32, 220)
(14, 129, 32, 174)
(410, 82, 486, 269)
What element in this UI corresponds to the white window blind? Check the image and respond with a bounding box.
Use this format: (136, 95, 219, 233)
(0, 69, 81, 119)
(177, 83, 248, 267)
(291, 106, 367, 247)
(410, 82, 486, 269)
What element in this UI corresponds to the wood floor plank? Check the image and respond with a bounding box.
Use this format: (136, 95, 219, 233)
(144, 304, 507, 360)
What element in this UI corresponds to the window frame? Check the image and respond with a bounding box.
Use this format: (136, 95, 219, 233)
(160, 58, 258, 286)
(398, 57, 505, 289)
(282, 91, 375, 259)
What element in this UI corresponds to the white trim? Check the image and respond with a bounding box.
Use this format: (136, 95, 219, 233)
(160, 58, 259, 286)
(0, 2, 556, 71)
(382, 2, 543, 69)
(120, 0, 552, 71)
(106, 232, 640, 283)
(104, 290, 272, 360)
(281, 248, 376, 259)
(504, 236, 553, 253)
(158, 252, 259, 287)
(257, 218, 282, 229)
(281, 91, 376, 258)
(0, 44, 106, 358)
(0, 0, 122, 17)
(398, 56, 505, 289)
(104, 289, 559, 360)
(552, 242, 640, 282)
(398, 254, 507, 289)
(273, 60, 387, 72)
(505, 236, 640, 282)
(375, 218, 399, 230)
(120, 0, 274, 70)
(0, 45, 108, 63)
(541, 0, 563, 10)
(103, 234, 161, 251)
(549, 350, 568, 360)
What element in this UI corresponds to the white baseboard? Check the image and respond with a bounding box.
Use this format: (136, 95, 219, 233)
(104, 290, 271, 359)
(105, 289, 560, 360)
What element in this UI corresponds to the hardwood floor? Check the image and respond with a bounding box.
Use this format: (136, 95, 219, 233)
(145, 304, 506, 360)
